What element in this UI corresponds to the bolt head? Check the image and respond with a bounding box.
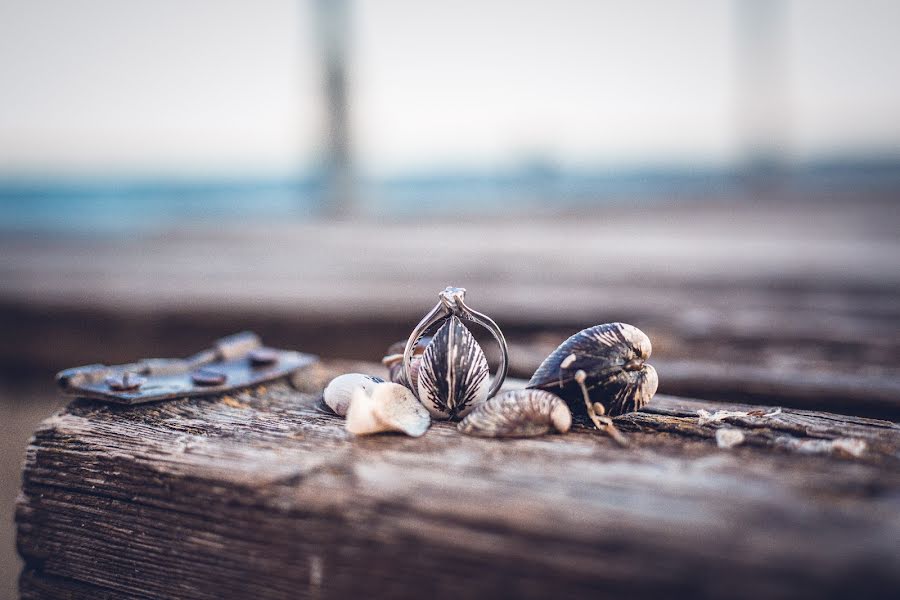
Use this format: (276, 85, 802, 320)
(192, 368, 228, 386)
(249, 347, 279, 367)
(106, 372, 146, 391)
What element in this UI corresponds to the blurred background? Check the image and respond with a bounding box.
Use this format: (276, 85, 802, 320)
(1, 0, 899, 596)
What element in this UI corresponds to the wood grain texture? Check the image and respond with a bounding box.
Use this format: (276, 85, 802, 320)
(17, 362, 900, 599)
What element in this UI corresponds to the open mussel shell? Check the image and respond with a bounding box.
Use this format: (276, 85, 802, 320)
(382, 337, 430, 391)
(527, 323, 658, 417)
(345, 381, 431, 437)
(323, 373, 385, 416)
(458, 389, 571, 438)
(417, 316, 490, 420)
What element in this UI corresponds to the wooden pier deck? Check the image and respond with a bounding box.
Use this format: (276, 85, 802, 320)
(5, 198, 900, 597)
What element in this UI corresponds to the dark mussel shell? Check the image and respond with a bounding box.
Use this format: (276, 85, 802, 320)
(527, 322, 658, 417)
(417, 316, 489, 420)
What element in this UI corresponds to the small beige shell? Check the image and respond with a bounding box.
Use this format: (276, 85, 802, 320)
(323, 373, 384, 416)
(346, 382, 431, 437)
(457, 389, 572, 438)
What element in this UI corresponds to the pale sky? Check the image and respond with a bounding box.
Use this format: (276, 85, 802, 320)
(0, 0, 898, 176)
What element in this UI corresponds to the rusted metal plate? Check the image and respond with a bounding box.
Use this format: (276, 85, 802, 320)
(55, 331, 317, 405)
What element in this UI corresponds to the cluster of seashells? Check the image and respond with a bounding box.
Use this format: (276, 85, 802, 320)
(322, 320, 658, 441)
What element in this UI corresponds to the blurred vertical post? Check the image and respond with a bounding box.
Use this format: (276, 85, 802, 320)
(736, 0, 788, 186)
(315, 0, 355, 217)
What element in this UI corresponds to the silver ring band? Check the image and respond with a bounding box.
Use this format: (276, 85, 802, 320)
(403, 287, 509, 400)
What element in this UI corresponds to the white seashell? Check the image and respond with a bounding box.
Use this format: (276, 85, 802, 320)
(458, 389, 572, 438)
(323, 373, 384, 416)
(346, 382, 431, 437)
(417, 316, 490, 420)
(716, 428, 745, 449)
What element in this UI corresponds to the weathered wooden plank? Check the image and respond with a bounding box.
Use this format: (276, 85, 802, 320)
(2, 201, 899, 368)
(650, 359, 900, 418)
(505, 341, 900, 419)
(16, 362, 900, 599)
(4, 204, 898, 425)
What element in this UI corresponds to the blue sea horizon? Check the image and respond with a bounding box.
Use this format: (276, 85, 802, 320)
(2, 160, 899, 234)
